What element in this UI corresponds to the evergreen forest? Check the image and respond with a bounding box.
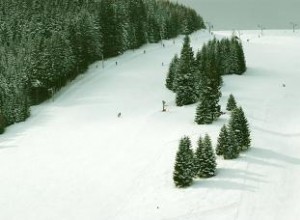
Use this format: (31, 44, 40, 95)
(0, 0, 205, 132)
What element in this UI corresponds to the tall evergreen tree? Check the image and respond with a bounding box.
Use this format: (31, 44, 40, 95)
(195, 45, 221, 124)
(236, 40, 247, 74)
(226, 94, 237, 111)
(228, 37, 240, 74)
(237, 107, 251, 151)
(174, 35, 198, 106)
(224, 126, 240, 159)
(195, 134, 217, 178)
(228, 107, 242, 151)
(173, 136, 195, 187)
(216, 125, 229, 156)
(165, 54, 179, 91)
(194, 136, 204, 177)
(227, 106, 251, 152)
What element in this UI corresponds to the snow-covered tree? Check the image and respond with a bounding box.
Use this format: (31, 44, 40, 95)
(237, 107, 251, 151)
(166, 54, 179, 91)
(194, 136, 204, 177)
(174, 35, 198, 106)
(224, 126, 240, 159)
(173, 136, 195, 187)
(226, 94, 237, 111)
(195, 96, 214, 124)
(216, 125, 229, 156)
(227, 106, 251, 153)
(0, 0, 205, 131)
(195, 134, 217, 178)
(195, 43, 221, 124)
(236, 40, 247, 74)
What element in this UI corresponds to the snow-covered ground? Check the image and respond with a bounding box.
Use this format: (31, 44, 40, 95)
(0, 29, 300, 220)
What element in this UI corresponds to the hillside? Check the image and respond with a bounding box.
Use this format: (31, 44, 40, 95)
(0, 30, 300, 220)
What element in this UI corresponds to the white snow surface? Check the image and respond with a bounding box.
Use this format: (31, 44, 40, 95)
(1, 30, 300, 220)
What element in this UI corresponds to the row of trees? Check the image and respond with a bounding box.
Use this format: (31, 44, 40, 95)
(173, 95, 251, 187)
(0, 0, 205, 132)
(173, 135, 216, 187)
(166, 35, 246, 124)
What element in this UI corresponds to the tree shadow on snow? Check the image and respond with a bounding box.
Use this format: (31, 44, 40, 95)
(216, 167, 267, 183)
(191, 179, 256, 192)
(247, 147, 300, 165)
(241, 155, 284, 168)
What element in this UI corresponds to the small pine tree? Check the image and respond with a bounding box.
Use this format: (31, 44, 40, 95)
(165, 54, 179, 91)
(216, 125, 229, 156)
(224, 126, 240, 159)
(194, 136, 204, 177)
(228, 107, 242, 151)
(173, 136, 195, 187)
(237, 107, 251, 151)
(226, 94, 237, 111)
(227, 106, 251, 152)
(195, 134, 216, 178)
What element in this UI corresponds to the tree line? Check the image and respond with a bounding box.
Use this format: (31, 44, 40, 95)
(0, 0, 205, 133)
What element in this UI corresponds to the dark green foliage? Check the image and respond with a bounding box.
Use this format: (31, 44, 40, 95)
(194, 134, 217, 178)
(194, 136, 204, 177)
(0, 0, 205, 130)
(217, 37, 247, 75)
(0, 112, 6, 134)
(173, 136, 195, 188)
(226, 94, 237, 111)
(237, 107, 251, 151)
(227, 106, 251, 152)
(216, 125, 229, 156)
(175, 36, 198, 106)
(224, 126, 240, 159)
(166, 54, 179, 91)
(195, 97, 214, 124)
(194, 42, 222, 124)
(232, 38, 247, 74)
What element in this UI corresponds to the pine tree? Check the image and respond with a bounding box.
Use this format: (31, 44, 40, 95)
(236, 41, 247, 74)
(203, 42, 221, 119)
(224, 126, 240, 159)
(237, 107, 251, 151)
(219, 38, 231, 75)
(228, 107, 242, 151)
(226, 94, 237, 111)
(166, 54, 179, 91)
(227, 106, 251, 152)
(194, 45, 221, 124)
(174, 35, 198, 106)
(229, 37, 240, 74)
(173, 136, 195, 187)
(216, 125, 229, 156)
(195, 97, 214, 124)
(195, 134, 216, 178)
(194, 136, 204, 177)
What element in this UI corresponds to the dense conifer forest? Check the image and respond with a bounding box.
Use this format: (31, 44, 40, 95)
(0, 0, 204, 132)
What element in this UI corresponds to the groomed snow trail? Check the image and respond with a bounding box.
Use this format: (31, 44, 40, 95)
(0, 30, 300, 220)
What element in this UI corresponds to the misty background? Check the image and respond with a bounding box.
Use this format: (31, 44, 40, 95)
(171, 0, 300, 30)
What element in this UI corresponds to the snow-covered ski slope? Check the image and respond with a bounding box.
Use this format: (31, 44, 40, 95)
(0, 30, 300, 220)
